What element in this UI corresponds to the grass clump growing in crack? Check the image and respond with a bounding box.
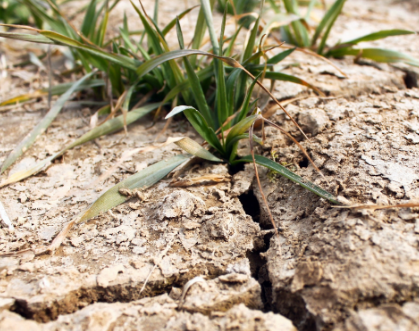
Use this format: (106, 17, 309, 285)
(0, 0, 339, 254)
(0, 0, 322, 182)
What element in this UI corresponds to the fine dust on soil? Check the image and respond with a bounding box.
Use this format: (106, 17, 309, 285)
(1, 0, 419, 331)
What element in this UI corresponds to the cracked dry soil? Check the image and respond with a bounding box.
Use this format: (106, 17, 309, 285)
(1, 0, 419, 330)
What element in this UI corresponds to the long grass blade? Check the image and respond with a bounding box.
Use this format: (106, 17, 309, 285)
(40, 30, 139, 69)
(282, 0, 310, 47)
(238, 154, 339, 203)
(0, 31, 54, 44)
(0, 25, 139, 69)
(242, 17, 260, 62)
(264, 71, 325, 96)
(1, 71, 95, 175)
(81, 0, 99, 39)
(0, 79, 105, 106)
(43, 154, 190, 254)
(176, 19, 214, 127)
(267, 48, 296, 64)
(78, 154, 189, 222)
(234, 72, 262, 124)
(0, 103, 160, 188)
(327, 47, 419, 67)
(162, 5, 199, 36)
(339, 29, 415, 46)
(95, 0, 110, 47)
(213, 7, 229, 126)
(190, 0, 214, 66)
(136, 49, 239, 76)
(312, 0, 346, 53)
(201, 0, 220, 54)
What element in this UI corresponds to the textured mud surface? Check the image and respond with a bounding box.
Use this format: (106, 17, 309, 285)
(1, 0, 419, 330)
(254, 89, 419, 330)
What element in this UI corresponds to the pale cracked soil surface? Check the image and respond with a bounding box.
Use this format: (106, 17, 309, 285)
(1, 0, 419, 330)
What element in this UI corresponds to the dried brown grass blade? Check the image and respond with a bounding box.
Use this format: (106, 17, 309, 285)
(263, 117, 324, 177)
(249, 122, 279, 237)
(238, 64, 310, 141)
(332, 202, 419, 211)
(254, 96, 308, 128)
(101, 90, 127, 125)
(281, 43, 348, 78)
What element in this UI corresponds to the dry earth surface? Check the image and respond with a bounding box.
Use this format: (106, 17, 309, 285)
(0, 0, 419, 330)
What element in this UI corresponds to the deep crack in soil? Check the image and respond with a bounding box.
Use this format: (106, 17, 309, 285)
(239, 189, 276, 313)
(239, 187, 317, 330)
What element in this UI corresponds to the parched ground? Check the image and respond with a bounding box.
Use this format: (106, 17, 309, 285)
(0, 0, 419, 330)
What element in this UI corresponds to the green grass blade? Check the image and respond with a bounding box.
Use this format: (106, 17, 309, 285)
(149, 21, 185, 94)
(130, 1, 164, 55)
(238, 154, 339, 203)
(0, 71, 95, 175)
(176, 17, 185, 49)
(190, 0, 214, 66)
(38, 30, 138, 69)
(216, 7, 229, 125)
(0, 79, 105, 106)
(158, 64, 214, 107)
(175, 137, 221, 162)
(95, 0, 110, 47)
(226, 68, 243, 120)
(327, 47, 419, 67)
(225, 24, 243, 57)
(215, 57, 228, 126)
(227, 133, 262, 163)
(81, 0, 98, 38)
(19, 0, 67, 32)
(317, 0, 346, 54)
(0, 31, 54, 44)
(219, 5, 228, 54)
(78, 154, 190, 223)
(64, 103, 160, 150)
(267, 48, 296, 64)
(236, 15, 261, 118)
(226, 115, 257, 151)
(264, 71, 325, 95)
(135, 49, 240, 77)
(153, 0, 159, 23)
(282, 0, 310, 47)
(340, 29, 415, 46)
(162, 6, 198, 37)
(200, 0, 226, 126)
(166, 106, 223, 152)
(130, 1, 179, 90)
(242, 17, 260, 62)
(119, 27, 138, 53)
(312, 0, 345, 52)
(235, 72, 262, 124)
(176, 19, 214, 127)
(0, 103, 160, 188)
(201, 0, 220, 54)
